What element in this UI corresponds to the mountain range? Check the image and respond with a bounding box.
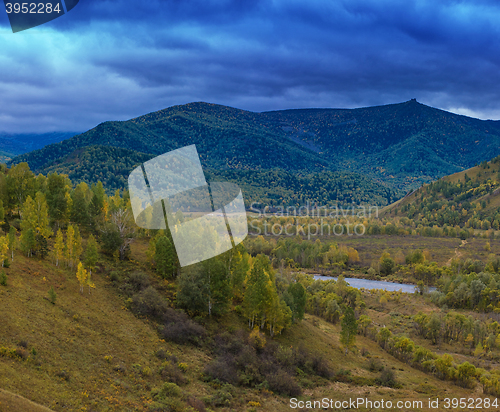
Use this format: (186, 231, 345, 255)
(0, 132, 78, 158)
(9, 99, 500, 207)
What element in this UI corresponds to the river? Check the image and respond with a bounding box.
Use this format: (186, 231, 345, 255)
(312, 275, 436, 293)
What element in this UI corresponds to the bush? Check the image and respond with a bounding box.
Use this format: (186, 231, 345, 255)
(292, 346, 332, 378)
(265, 369, 302, 397)
(119, 271, 151, 296)
(157, 382, 182, 398)
(150, 398, 185, 412)
(130, 286, 168, 319)
(204, 358, 238, 385)
(334, 368, 352, 382)
(206, 384, 234, 407)
(275, 345, 294, 369)
(48, 286, 56, 304)
(186, 396, 206, 412)
(56, 370, 70, 381)
(367, 358, 384, 372)
(100, 225, 123, 256)
(159, 361, 187, 386)
(15, 347, 28, 360)
(162, 309, 205, 345)
(377, 368, 398, 388)
(141, 366, 152, 377)
(127, 271, 151, 292)
(0, 271, 6, 286)
(306, 353, 333, 379)
(155, 349, 170, 360)
(248, 328, 266, 351)
(113, 364, 126, 373)
(212, 331, 246, 355)
(109, 271, 120, 282)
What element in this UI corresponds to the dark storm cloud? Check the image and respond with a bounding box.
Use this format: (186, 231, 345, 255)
(1, 0, 500, 132)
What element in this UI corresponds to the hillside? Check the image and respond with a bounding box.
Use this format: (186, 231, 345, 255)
(0, 389, 56, 412)
(38, 144, 399, 206)
(382, 155, 500, 230)
(0, 240, 486, 412)
(11, 100, 500, 196)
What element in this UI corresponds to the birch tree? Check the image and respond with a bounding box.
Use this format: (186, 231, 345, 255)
(0, 236, 9, 267)
(54, 229, 64, 267)
(76, 261, 88, 293)
(7, 226, 16, 261)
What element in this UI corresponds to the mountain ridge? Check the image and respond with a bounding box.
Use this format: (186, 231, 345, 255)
(10, 100, 500, 203)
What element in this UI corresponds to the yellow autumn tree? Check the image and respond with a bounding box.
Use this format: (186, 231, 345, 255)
(0, 236, 8, 267)
(76, 261, 88, 293)
(465, 333, 475, 348)
(347, 247, 360, 264)
(33, 191, 51, 238)
(65, 225, 75, 268)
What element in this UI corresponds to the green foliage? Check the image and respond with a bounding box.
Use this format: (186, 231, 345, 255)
(0, 270, 6, 286)
(71, 182, 90, 226)
(155, 235, 176, 279)
(46, 172, 70, 225)
(20, 228, 35, 257)
(377, 368, 398, 388)
(340, 306, 358, 351)
(48, 286, 56, 304)
(285, 282, 307, 322)
(176, 268, 210, 315)
(8, 226, 16, 261)
(230, 249, 249, 299)
(100, 224, 122, 256)
(405, 249, 425, 265)
(177, 256, 231, 317)
(130, 286, 168, 319)
(380, 257, 395, 276)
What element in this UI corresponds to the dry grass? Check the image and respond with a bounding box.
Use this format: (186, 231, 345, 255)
(0, 389, 55, 412)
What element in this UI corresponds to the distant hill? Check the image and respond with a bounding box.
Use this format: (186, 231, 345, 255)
(382, 155, 500, 230)
(10, 100, 500, 204)
(0, 132, 78, 158)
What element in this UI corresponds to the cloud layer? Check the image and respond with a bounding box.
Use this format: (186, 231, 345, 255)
(1, 0, 500, 132)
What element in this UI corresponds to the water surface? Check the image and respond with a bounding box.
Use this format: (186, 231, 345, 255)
(313, 275, 436, 293)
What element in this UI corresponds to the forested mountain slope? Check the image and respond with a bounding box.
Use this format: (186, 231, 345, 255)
(11, 100, 500, 203)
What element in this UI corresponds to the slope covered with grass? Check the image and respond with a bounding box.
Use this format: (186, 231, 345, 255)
(0, 238, 489, 412)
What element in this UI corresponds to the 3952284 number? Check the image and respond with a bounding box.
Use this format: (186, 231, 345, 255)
(5, 3, 61, 14)
(443, 397, 499, 409)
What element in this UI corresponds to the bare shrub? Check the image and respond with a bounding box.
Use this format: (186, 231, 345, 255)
(265, 369, 302, 397)
(130, 286, 168, 319)
(162, 308, 205, 345)
(204, 357, 239, 385)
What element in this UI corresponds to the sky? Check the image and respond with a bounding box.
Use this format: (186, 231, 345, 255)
(1, 0, 500, 133)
